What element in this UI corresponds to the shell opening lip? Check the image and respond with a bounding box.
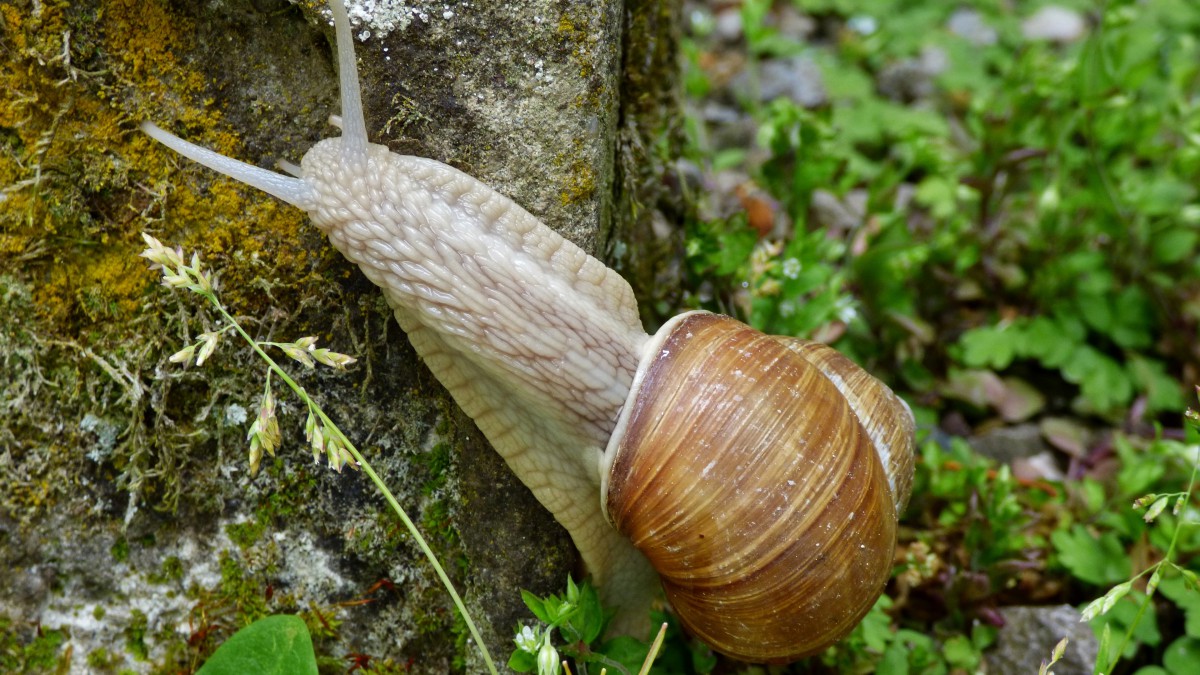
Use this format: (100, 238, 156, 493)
(599, 309, 711, 521)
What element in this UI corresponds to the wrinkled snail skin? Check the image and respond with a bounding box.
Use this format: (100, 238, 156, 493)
(140, 0, 915, 663)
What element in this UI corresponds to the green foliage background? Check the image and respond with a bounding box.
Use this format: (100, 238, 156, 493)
(656, 0, 1200, 672)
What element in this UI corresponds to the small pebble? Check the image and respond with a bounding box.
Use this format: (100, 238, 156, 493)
(1022, 5, 1087, 42)
(755, 56, 827, 107)
(947, 8, 998, 46)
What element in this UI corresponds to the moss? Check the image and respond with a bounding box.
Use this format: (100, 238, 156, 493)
(0, 615, 69, 673)
(111, 537, 129, 563)
(86, 646, 121, 670)
(123, 609, 149, 662)
(225, 520, 268, 551)
(216, 550, 271, 623)
(158, 556, 185, 584)
(613, 0, 687, 326)
(0, 0, 665, 670)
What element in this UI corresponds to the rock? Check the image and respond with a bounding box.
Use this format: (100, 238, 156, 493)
(712, 6, 744, 43)
(947, 8, 998, 46)
(988, 605, 1099, 674)
(1022, 6, 1088, 43)
(743, 56, 827, 107)
(877, 46, 948, 102)
(0, 0, 683, 671)
(968, 423, 1053, 464)
(811, 189, 864, 236)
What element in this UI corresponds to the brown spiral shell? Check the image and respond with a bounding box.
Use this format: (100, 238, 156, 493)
(602, 312, 915, 663)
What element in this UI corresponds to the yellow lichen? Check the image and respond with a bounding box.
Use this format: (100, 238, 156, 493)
(557, 138, 597, 207)
(1, 0, 318, 330)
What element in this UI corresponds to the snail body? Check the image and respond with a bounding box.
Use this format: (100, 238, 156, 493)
(141, 0, 914, 663)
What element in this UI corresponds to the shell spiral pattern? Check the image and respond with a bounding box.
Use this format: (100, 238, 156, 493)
(604, 312, 906, 663)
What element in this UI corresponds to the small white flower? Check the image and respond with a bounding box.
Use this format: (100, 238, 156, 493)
(514, 625, 539, 654)
(836, 298, 859, 324)
(781, 257, 801, 279)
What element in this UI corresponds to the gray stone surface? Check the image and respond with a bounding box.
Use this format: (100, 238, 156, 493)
(968, 423, 1054, 465)
(0, 0, 682, 671)
(988, 605, 1099, 674)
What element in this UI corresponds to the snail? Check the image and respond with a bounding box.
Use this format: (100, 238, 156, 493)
(140, 0, 915, 663)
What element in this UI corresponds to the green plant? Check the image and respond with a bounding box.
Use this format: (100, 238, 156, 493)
(1039, 638, 1070, 675)
(0, 616, 68, 674)
(140, 234, 498, 674)
(1049, 392, 1200, 673)
(195, 615, 316, 675)
(683, 0, 1199, 416)
(510, 578, 684, 675)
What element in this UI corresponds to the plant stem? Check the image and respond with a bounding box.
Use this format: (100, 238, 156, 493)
(1109, 444, 1200, 665)
(206, 292, 500, 675)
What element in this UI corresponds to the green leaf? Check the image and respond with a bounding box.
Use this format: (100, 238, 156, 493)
(569, 581, 604, 645)
(1109, 287, 1154, 349)
(521, 590, 550, 624)
(876, 642, 910, 675)
(914, 176, 959, 219)
(1023, 316, 1078, 366)
(1051, 525, 1132, 586)
(597, 636, 650, 673)
(1153, 227, 1199, 264)
(958, 325, 1019, 369)
(857, 597, 895, 653)
(507, 649, 537, 673)
(196, 615, 316, 675)
(1164, 636, 1200, 675)
(1062, 346, 1133, 412)
(1158, 575, 1200, 639)
(1077, 292, 1113, 334)
(1127, 354, 1187, 413)
(1115, 436, 1166, 498)
(942, 634, 979, 669)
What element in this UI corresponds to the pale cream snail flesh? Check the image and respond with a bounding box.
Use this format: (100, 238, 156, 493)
(139, 0, 915, 663)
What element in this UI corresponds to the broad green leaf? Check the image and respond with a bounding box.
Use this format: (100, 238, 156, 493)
(876, 642, 910, 675)
(958, 326, 1018, 369)
(1062, 347, 1132, 412)
(1077, 292, 1113, 334)
(572, 580, 604, 644)
(1051, 525, 1131, 586)
(196, 615, 316, 675)
(508, 649, 537, 673)
(1127, 354, 1187, 413)
(942, 634, 979, 669)
(1023, 316, 1078, 366)
(598, 636, 650, 673)
(1153, 227, 1199, 264)
(1158, 575, 1200, 639)
(1164, 636, 1200, 675)
(1110, 287, 1154, 350)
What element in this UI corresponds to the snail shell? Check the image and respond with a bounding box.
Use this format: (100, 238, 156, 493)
(601, 311, 914, 663)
